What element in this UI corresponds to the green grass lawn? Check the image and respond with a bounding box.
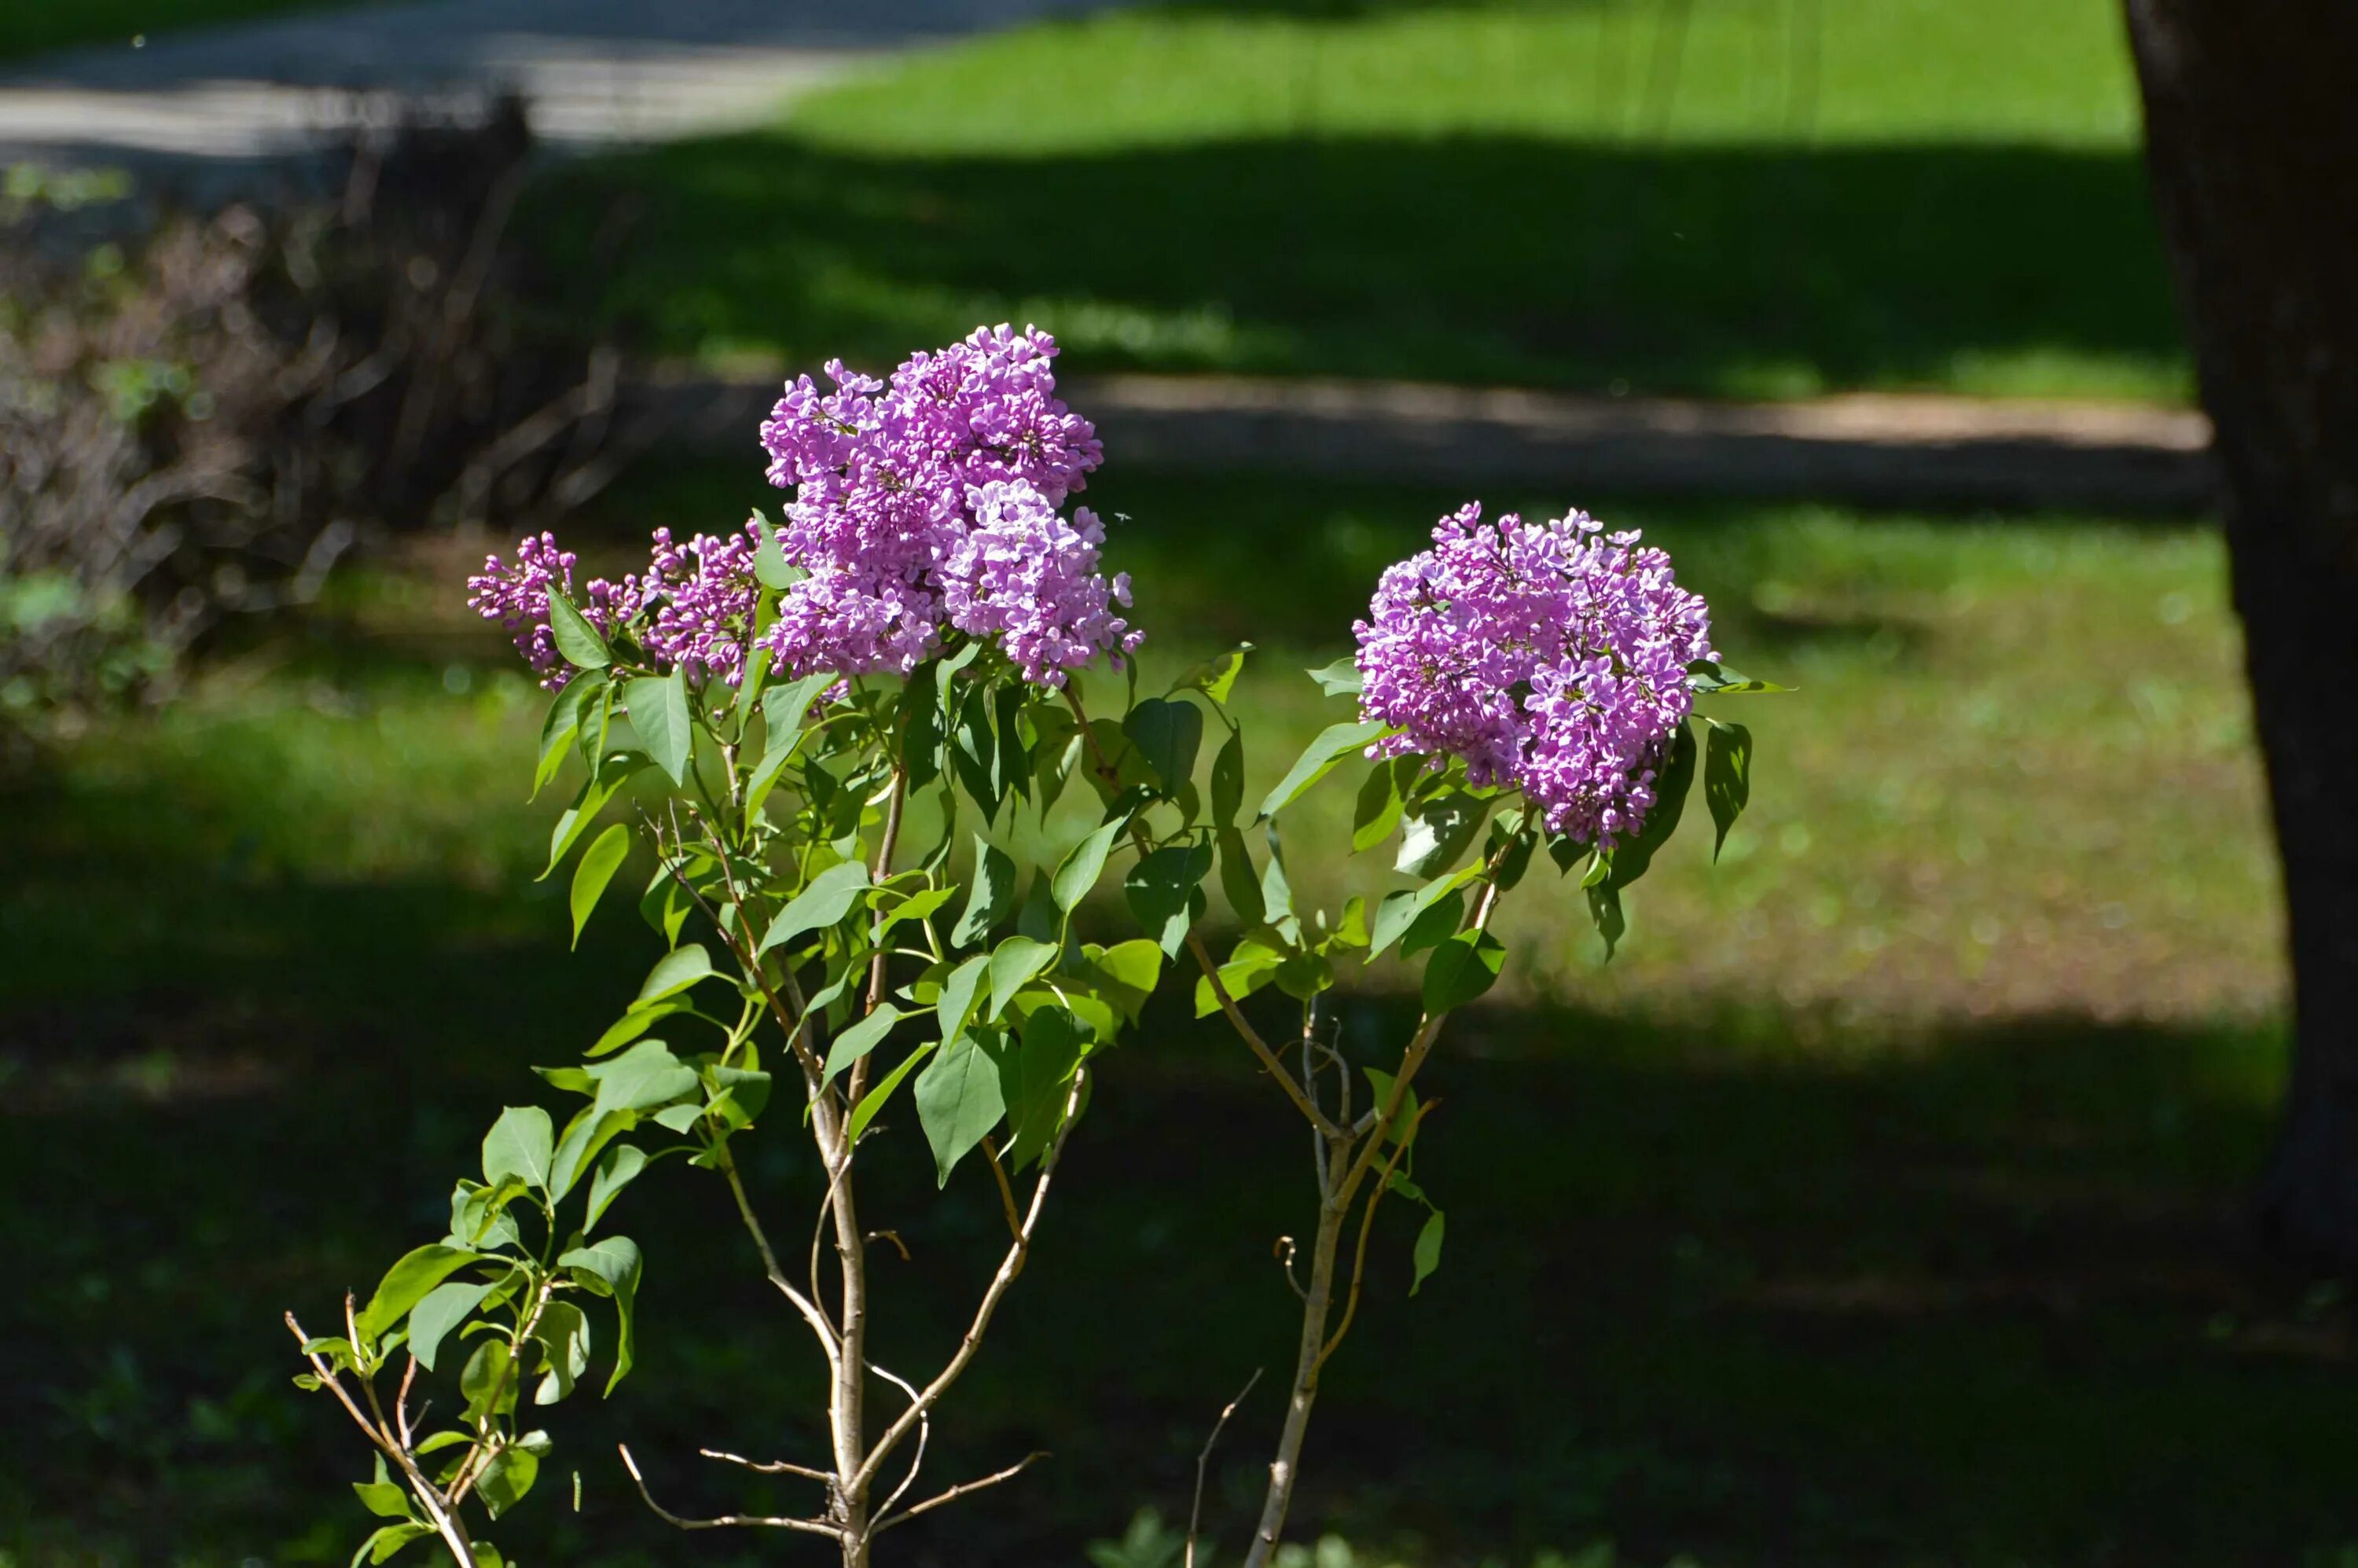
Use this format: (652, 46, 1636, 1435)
(534, 0, 2188, 402)
(6, 476, 2331, 1568)
(0, 0, 351, 61)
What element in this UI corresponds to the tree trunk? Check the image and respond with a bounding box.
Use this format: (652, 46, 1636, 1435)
(2122, 1, 2358, 1263)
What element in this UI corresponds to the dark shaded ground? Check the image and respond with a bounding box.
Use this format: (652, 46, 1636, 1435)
(536, 134, 2185, 400)
(2, 788, 2343, 1566)
(0, 470, 2319, 1566)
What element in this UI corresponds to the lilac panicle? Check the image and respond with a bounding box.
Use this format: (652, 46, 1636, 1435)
(939, 482, 1141, 689)
(1352, 502, 1714, 848)
(756, 323, 1129, 681)
(465, 532, 641, 691)
(468, 324, 1142, 692)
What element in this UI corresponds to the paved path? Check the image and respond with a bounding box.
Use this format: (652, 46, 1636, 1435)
(0, 0, 1112, 182)
(646, 371, 2217, 514)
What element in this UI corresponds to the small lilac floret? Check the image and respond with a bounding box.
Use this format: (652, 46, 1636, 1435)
(1353, 502, 1714, 848)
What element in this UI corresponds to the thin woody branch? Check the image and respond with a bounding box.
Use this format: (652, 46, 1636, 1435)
(845, 1074, 1085, 1500)
(873, 1452, 1050, 1533)
(619, 1444, 843, 1539)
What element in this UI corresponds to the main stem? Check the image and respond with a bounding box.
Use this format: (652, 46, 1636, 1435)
(821, 1092, 872, 1566)
(1243, 1137, 1350, 1568)
(831, 764, 905, 1567)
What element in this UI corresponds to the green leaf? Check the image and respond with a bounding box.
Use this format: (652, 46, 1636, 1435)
(623, 670, 692, 788)
(1210, 729, 1247, 827)
(354, 1457, 413, 1520)
(461, 1339, 513, 1421)
(1395, 791, 1488, 877)
(589, 1041, 698, 1118)
(1607, 723, 1696, 891)
(1703, 720, 1753, 859)
(1215, 824, 1265, 925)
(408, 1279, 494, 1373)
(569, 824, 630, 949)
(634, 945, 714, 1009)
(762, 670, 836, 735)
(1398, 888, 1466, 960)
(585, 1144, 646, 1232)
(1421, 929, 1506, 1014)
(546, 592, 612, 670)
(1686, 658, 1790, 695)
(1361, 1067, 1421, 1145)
(1586, 881, 1626, 960)
(551, 1103, 635, 1203)
(482, 1107, 556, 1191)
(1351, 757, 1415, 854)
(477, 1445, 539, 1519)
(952, 836, 1019, 948)
(532, 1300, 592, 1405)
(354, 1524, 431, 1566)
(935, 952, 991, 1044)
(822, 1004, 902, 1089)
(541, 755, 646, 880)
(914, 1030, 1006, 1186)
(356, 1245, 479, 1344)
(988, 936, 1060, 1020)
(1052, 817, 1129, 915)
(876, 883, 955, 938)
(1124, 696, 1204, 791)
(557, 1236, 641, 1394)
(1002, 1005, 1087, 1172)
(1080, 938, 1163, 1026)
(848, 1040, 937, 1143)
(1258, 720, 1390, 821)
(1366, 864, 1478, 960)
(758, 861, 872, 954)
(589, 1001, 676, 1059)
(1125, 841, 1213, 958)
(753, 520, 797, 589)
(533, 674, 602, 799)
(1306, 656, 1364, 696)
(1409, 1210, 1446, 1296)
(1192, 936, 1284, 1017)
(1173, 642, 1253, 705)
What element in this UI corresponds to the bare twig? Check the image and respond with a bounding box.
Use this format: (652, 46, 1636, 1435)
(1273, 1236, 1309, 1302)
(1317, 1100, 1437, 1375)
(866, 1359, 931, 1526)
(873, 1452, 1050, 1533)
(847, 1073, 1087, 1499)
(285, 1313, 476, 1567)
(1188, 1369, 1264, 1568)
(699, 1448, 832, 1485)
(619, 1444, 843, 1539)
(980, 1136, 1027, 1245)
(715, 1140, 841, 1366)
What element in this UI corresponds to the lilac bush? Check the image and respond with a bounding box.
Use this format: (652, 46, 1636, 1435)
(292, 324, 1776, 1568)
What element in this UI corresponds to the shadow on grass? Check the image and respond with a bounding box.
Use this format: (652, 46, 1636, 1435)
(1, 802, 2339, 1566)
(535, 132, 2184, 399)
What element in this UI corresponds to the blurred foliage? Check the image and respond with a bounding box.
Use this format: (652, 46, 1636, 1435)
(0, 0, 360, 61)
(0, 105, 637, 743)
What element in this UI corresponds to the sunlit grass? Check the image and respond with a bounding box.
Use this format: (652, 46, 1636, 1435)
(534, 0, 2184, 402)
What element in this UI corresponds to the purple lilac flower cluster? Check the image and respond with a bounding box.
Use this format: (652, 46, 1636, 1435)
(466, 325, 1141, 692)
(465, 533, 642, 690)
(1353, 502, 1715, 848)
(757, 324, 1137, 686)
